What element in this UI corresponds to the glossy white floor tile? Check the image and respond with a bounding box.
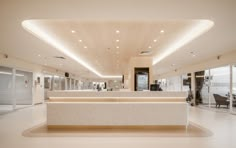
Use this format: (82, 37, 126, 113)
(0, 104, 236, 148)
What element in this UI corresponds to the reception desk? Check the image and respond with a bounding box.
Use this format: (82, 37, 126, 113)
(47, 91, 188, 128)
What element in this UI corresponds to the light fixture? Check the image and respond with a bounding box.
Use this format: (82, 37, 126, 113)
(116, 39, 119, 42)
(153, 39, 157, 42)
(71, 30, 76, 33)
(152, 20, 214, 65)
(148, 46, 152, 49)
(116, 46, 119, 49)
(160, 30, 164, 33)
(84, 46, 87, 49)
(78, 39, 82, 42)
(22, 20, 122, 79)
(38, 54, 41, 57)
(116, 30, 120, 34)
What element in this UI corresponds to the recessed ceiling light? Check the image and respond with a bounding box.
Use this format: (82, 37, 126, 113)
(71, 30, 76, 33)
(38, 54, 41, 57)
(116, 30, 120, 34)
(160, 30, 164, 33)
(148, 46, 152, 49)
(78, 39, 82, 42)
(116, 46, 119, 49)
(116, 39, 119, 42)
(84, 46, 87, 49)
(153, 39, 157, 42)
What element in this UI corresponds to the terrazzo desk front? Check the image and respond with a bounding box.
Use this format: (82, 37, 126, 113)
(47, 91, 188, 128)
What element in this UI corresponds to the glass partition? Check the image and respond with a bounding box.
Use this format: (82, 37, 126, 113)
(15, 70, 33, 109)
(0, 66, 13, 112)
(44, 75, 52, 90)
(44, 74, 53, 100)
(0, 66, 33, 112)
(66, 78, 70, 90)
(71, 79, 75, 90)
(166, 76, 182, 91)
(60, 77, 65, 90)
(182, 74, 191, 92)
(75, 80, 78, 90)
(53, 75, 60, 90)
(158, 79, 167, 91)
(210, 66, 230, 110)
(232, 65, 236, 113)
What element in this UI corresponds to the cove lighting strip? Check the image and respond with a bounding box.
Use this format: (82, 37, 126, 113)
(0, 71, 24, 77)
(152, 20, 214, 65)
(22, 20, 122, 79)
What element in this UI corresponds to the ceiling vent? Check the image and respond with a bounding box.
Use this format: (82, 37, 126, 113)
(54, 56, 66, 59)
(139, 50, 152, 56)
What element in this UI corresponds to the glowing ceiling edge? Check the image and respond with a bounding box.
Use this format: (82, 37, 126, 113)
(152, 20, 214, 65)
(22, 20, 122, 79)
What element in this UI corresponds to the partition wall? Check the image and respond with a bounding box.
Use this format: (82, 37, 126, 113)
(0, 66, 33, 113)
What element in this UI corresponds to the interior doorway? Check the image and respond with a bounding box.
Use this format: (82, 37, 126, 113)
(134, 68, 149, 91)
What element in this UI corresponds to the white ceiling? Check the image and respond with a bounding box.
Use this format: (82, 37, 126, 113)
(0, 0, 235, 79)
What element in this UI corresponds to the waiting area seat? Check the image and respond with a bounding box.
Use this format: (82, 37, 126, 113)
(213, 94, 229, 108)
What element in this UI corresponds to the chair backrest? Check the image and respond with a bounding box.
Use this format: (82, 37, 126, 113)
(213, 94, 221, 103)
(213, 94, 228, 104)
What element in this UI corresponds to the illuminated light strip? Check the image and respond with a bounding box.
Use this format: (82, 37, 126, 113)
(0, 71, 24, 77)
(22, 20, 122, 79)
(152, 20, 214, 65)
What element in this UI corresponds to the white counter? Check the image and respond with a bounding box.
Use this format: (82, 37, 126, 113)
(47, 91, 188, 128)
(47, 91, 187, 98)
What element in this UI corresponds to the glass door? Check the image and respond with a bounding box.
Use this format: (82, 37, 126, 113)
(136, 74, 148, 91)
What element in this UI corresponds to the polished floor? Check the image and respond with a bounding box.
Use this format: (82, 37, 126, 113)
(0, 104, 236, 148)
